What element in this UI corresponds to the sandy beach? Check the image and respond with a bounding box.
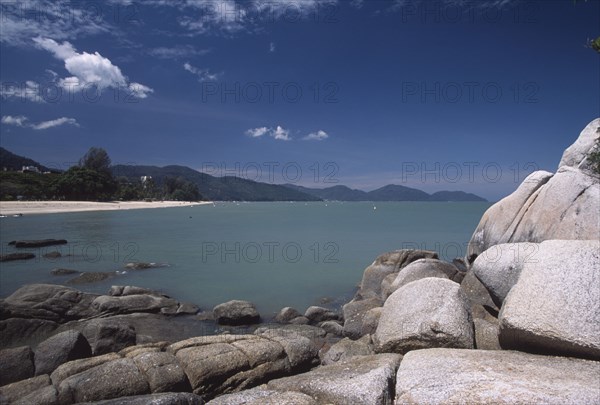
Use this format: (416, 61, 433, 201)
(0, 201, 213, 216)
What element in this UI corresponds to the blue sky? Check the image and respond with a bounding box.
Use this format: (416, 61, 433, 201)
(1, 0, 598, 201)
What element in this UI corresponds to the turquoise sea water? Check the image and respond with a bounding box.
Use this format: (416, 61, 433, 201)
(0, 202, 490, 316)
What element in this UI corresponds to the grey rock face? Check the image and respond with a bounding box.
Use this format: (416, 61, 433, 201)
(267, 354, 402, 405)
(357, 249, 438, 300)
(274, 307, 302, 323)
(0, 346, 35, 385)
(342, 297, 381, 339)
(50, 353, 121, 386)
(304, 306, 339, 324)
(132, 352, 191, 393)
(168, 334, 317, 400)
(471, 242, 537, 307)
(321, 335, 374, 365)
(56, 358, 150, 404)
(207, 387, 317, 405)
(82, 319, 137, 355)
(76, 392, 205, 405)
(213, 300, 260, 326)
(559, 118, 600, 171)
(395, 348, 600, 404)
(374, 278, 474, 354)
(474, 318, 501, 350)
(499, 240, 600, 359)
(387, 258, 460, 298)
(34, 330, 92, 375)
(91, 294, 179, 315)
(0, 374, 51, 404)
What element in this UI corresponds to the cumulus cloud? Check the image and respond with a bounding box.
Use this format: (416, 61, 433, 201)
(1, 115, 79, 130)
(303, 130, 329, 141)
(1, 116, 29, 127)
(245, 126, 292, 141)
(32, 37, 153, 99)
(183, 62, 221, 82)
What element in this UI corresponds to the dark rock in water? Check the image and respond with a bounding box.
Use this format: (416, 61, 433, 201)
(0, 252, 35, 262)
(109, 285, 167, 298)
(82, 319, 136, 355)
(43, 251, 62, 259)
(34, 330, 92, 375)
(13, 239, 68, 248)
(0, 346, 35, 385)
(77, 392, 205, 404)
(176, 303, 200, 315)
(304, 306, 340, 324)
(67, 271, 116, 285)
(51, 268, 79, 276)
(213, 300, 260, 325)
(91, 294, 179, 315)
(275, 307, 302, 324)
(125, 262, 168, 270)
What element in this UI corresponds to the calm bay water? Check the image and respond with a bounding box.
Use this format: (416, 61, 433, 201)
(0, 202, 490, 316)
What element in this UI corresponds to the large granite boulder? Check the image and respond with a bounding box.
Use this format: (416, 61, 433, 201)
(321, 335, 374, 365)
(356, 249, 438, 300)
(0, 375, 52, 404)
(499, 240, 600, 359)
(386, 258, 462, 298)
(132, 352, 191, 393)
(168, 334, 318, 400)
(374, 278, 474, 354)
(396, 348, 600, 404)
(50, 353, 121, 386)
(471, 242, 537, 307)
(266, 354, 402, 405)
(56, 358, 150, 403)
(213, 301, 260, 326)
(0, 346, 35, 385)
(34, 330, 92, 375)
(467, 119, 600, 259)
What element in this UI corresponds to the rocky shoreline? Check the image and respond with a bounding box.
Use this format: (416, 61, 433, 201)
(1, 119, 599, 404)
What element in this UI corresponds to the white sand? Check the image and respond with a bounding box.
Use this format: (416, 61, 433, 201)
(0, 201, 213, 216)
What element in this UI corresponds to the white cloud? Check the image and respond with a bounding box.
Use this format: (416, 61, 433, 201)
(32, 37, 153, 99)
(1, 115, 29, 127)
(245, 127, 270, 138)
(273, 125, 291, 141)
(0, 81, 45, 103)
(32, 117, 79, 130)
(149, 45, 211, 59)
(1, 115, 79, 130)
(251, 0, 338, 18)
(178, 0, 247, 34)
(303, 130, 329, 141)
(245, 125, 292, 141)
(389, 0, 516, 12)
(269, 42, 276, 53)
(183, 62, 221, 82)
(0, 0, 111, 46)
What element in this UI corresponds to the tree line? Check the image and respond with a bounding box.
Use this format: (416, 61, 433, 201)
(1, 147, 202, 202)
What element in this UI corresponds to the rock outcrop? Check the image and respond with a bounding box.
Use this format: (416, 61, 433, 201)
(395, 348, 600, 404)
(499, 239, 600, 359)
(374, 278, 474, 354)
(467, 119, 599, 259)
(213, 301, 260, 326)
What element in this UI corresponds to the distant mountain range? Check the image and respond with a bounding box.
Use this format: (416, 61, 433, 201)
(113, 165, 487, 202)
(284, 184, 487, 202)
(0, 148, 487, 202)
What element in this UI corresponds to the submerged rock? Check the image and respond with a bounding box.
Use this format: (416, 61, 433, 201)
(0, 252, 35, 262)
(12, 239, 68, 248)
(51, 268, 79, 276)
(67, 271, 116, 285)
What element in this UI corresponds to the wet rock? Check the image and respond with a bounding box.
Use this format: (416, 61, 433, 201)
(213, 300, 260, 326)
